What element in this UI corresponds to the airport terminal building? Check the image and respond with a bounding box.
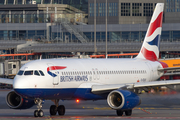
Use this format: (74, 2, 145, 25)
(0, 0, 180, 59)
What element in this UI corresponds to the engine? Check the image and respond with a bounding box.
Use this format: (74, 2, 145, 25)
(6, 91, 35, 109)
(107, 89, 141, 110)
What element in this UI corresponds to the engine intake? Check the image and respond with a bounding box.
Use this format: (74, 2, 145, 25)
(107, 90, 140, 110)
(6, 91, 35, 109)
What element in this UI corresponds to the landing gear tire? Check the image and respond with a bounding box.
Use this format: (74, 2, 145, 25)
(38, 110, 44, 117)
(34, 110, 39, 117)
(50, 105, 57, 115)
(116, 110, 123, 116)
(34, 110, 44, 117)
(34, 99, 44, 117)
(125, 109, 132, 116)
(57, 105, 65, 115)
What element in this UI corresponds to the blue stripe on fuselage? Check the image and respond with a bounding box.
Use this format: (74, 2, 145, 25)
(14, 88, 106, 100)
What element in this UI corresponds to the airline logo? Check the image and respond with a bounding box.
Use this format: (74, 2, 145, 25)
(141, 8, 163, 61)
(47, 66, 66, 77)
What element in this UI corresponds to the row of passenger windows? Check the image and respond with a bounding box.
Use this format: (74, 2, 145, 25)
(17, 70, 45, 76)
(62, 70, 147, 76)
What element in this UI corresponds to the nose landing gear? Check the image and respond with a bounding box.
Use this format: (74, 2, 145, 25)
(34, 99, 44, 117)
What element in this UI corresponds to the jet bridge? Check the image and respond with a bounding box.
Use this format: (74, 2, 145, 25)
(0, 59, 21, 78)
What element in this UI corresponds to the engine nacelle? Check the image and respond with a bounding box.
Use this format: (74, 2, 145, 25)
(107, 89, 140, 110)
(6, 91, 35, 109)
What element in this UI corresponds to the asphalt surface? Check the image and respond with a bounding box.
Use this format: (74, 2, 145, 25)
(1, 89, 180, 120)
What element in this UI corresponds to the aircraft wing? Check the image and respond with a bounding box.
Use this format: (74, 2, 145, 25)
(0, 78, 13, 85)
(91, 84, 127, 94)
(91, 80, 180, 94)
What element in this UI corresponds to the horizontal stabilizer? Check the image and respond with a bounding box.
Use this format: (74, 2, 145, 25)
(134, 80, 180, 88)
(158, 67, 180, 71)
(164, 72, 180, 76)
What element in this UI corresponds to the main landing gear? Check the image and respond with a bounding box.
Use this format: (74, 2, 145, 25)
(116, 109, 132, 116)
(34, 99, 44, 117)
(50, 99, 65, 116)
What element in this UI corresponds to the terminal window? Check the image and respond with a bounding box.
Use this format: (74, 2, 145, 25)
(166, 0, 176, 12)
(6, 0, 14, 4)
(53, 0, 62, 4)
(17, 0, 23, 4)
(108, 3, 118, 16)
(89, 3, 94, 16)
(35, 0, 41, 4)
(0, 1, 4, 5)
(99, 3, 105, 16)
(177, 0, 180, 12)
(132, 3, 142, 16)
(43, 0, 51, 4)
(96, 3, 98, 16)
(121, 3, 130, 16)
(143, 3, 153, 16)
(89, 3, 98, 16)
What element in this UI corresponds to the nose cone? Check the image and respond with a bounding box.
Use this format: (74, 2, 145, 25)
(13, 76, 30, 89)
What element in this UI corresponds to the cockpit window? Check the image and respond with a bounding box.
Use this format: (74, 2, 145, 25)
(34, 70, 40, 76)
(24, 71, 33, 75)
(17, 70, 24, 75)
(39, 70, 45, 76)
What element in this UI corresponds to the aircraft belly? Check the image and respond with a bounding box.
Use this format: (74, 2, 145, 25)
(14, 87, 106, 100)
(14, 88, 77, 99)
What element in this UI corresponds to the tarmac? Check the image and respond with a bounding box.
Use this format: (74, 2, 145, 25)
(1, 89, 180, 120)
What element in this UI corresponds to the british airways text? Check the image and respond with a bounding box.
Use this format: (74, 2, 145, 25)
(60, 76, 88, 82)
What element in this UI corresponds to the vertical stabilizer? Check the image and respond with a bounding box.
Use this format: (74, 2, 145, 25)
(136, 3, 164, 61)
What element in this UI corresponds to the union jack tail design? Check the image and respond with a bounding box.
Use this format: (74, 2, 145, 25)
(136, 3, 164, 61)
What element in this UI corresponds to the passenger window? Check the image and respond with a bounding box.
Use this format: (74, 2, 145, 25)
(24, 71, 33, 75)
(34, 70, 40, 76)
(17, 70, 24, 75)
(39, 70, 45, 76)
(13, 65, 16, 68)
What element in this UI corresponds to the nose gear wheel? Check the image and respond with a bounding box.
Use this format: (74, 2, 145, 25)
(34, 99, 44, 117)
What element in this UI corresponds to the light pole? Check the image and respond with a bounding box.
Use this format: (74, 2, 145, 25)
(94, 0, 97, 54)
(105, 0, 107, 59)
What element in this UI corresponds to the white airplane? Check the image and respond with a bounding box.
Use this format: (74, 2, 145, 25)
(1, 3, 180, 117)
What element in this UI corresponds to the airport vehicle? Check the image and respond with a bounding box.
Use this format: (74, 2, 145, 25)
(1, 3, 180, 117)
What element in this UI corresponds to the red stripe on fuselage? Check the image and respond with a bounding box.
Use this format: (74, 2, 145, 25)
(141, 47, 158, 61)
(47, 66, 67, 71)
(147, 12, 163, 37)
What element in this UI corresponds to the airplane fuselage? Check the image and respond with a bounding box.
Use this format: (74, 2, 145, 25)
(13, 58, 164, 100)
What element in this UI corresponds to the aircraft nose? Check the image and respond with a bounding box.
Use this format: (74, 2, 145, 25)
(13, 76, 30, 89)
